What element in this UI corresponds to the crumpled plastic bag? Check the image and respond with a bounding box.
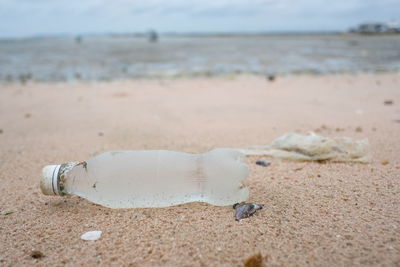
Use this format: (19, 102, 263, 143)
(240, 132, 370, 163)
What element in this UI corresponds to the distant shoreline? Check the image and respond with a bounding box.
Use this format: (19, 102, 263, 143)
(1, 34, 399, 83)
(3, 31, 400, 41)
(2, 70, 400, 85)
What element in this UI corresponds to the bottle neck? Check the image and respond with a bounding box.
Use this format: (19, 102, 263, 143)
(58, 162, 79, 195)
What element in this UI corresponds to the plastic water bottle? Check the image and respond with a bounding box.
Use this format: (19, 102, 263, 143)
(40, 149, 249, 208)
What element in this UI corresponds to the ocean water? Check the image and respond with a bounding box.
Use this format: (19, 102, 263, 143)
(1, 34, 400, 82)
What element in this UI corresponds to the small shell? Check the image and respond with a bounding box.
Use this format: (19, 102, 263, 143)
(234, 203, 263, 221)
(81, 230, 102, 241)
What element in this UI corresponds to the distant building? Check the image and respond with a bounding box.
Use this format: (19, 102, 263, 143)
(387, 21, 400, 32)
(350, 22, 400, 34)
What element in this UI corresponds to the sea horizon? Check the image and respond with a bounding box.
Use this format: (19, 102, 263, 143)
(1, 33, 399, 82)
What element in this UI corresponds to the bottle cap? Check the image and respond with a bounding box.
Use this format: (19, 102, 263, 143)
(40, 165, 62, 195)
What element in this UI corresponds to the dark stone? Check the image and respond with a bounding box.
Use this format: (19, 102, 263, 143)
(233, 203, 263, 221)
(30, 250, 44, 259)
(255, 160, 270, 167)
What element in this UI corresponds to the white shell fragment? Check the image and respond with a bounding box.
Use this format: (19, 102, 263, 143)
(81, 230, 102, 241)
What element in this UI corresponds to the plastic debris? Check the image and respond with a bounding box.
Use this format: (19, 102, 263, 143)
(41, 149, 248, 208)
(234, 203, 263, 221)
(240, 132, 370, 163)
(81, 230, 102, 241)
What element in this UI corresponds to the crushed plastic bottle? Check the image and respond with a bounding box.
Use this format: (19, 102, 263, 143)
(40, 149, 249, 208)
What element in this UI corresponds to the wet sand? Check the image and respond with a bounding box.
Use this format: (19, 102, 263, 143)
(0, 73, 399, 266)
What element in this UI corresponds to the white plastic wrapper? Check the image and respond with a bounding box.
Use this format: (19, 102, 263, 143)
(240, 132, 370, 163)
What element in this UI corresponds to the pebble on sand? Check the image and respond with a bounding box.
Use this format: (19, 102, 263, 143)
(243, 253, 263, 267)
(255, 160, 271, 167)
(30, 250, 44, 259)
(234, 203, 263, 221)
(267, 75, 276, 82)
(384, 100, 394, 105)
(132, 213, 143, 219)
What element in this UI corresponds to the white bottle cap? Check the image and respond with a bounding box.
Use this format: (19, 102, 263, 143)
(41, 165, 62, 196)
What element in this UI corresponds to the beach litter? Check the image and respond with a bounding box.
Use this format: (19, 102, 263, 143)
(234, 203, 263, 221)
(41, 149, 248, 209)
(240, 132, 370, 163)
(81, 230, 102, 241)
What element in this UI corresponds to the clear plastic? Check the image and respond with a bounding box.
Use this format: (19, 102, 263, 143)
(240, 132, 370, 163)
(52, 149, 249, 208)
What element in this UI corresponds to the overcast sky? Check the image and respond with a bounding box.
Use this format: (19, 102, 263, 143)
(0, 0, 399, 38)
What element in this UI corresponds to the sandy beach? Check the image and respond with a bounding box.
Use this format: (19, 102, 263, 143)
(0, 73, 399, 266)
